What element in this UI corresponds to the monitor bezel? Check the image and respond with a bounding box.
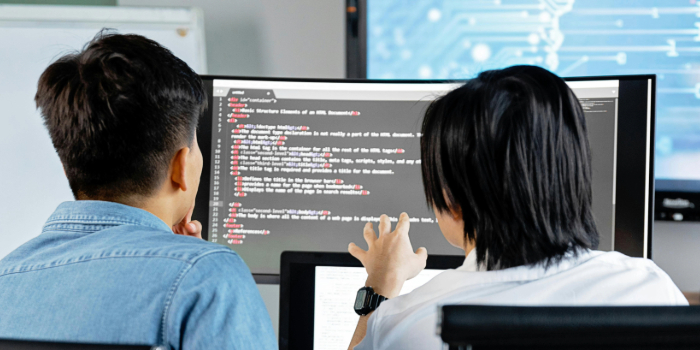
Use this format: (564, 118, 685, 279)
(346, 0, 366, 79)
(565, 74, 656, 259)
(195, 74, 656, 279)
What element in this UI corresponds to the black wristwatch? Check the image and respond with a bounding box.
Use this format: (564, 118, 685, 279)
(354, 286, 388, 316)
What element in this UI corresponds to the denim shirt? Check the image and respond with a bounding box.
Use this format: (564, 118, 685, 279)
(0, 201, 276, 349)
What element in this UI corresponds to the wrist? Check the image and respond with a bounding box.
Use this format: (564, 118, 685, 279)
(365, 274, 404, 298)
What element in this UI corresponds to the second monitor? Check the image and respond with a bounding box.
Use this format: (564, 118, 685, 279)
(195, 75, 656, 275)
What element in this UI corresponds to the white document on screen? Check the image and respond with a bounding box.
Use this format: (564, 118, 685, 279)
(313, 266, 443, 350)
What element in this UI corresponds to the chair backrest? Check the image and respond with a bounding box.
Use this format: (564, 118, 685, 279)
(0, 339, 163, 350)
(439, 305, 700, 350)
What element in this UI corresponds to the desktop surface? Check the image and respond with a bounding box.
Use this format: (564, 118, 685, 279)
(195, 75, 655, 275)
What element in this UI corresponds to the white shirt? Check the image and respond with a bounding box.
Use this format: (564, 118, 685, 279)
(355, 249, 688, 350)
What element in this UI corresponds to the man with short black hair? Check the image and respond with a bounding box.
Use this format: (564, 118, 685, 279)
(0, 32, 276, 349)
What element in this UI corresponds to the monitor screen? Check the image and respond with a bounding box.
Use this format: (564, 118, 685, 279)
(278, 251, 465, 350)
(195, 75, 655, 275)
(350, 0, 700, 193)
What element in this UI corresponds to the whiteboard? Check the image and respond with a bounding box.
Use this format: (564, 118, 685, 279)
(0, 5, 206, 259)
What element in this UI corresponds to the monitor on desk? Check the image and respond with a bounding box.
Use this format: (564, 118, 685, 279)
(277, 251, 466, 350)
(193, 75, 656, 275)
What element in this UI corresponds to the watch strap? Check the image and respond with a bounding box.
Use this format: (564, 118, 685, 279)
(368, 290, 387, 311)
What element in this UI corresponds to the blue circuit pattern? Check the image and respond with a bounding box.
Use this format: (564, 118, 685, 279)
(368, 0, 700, 182)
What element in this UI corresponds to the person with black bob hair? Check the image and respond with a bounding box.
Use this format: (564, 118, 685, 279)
(422, 64, 599, 270)
(348, 65, 686, 350)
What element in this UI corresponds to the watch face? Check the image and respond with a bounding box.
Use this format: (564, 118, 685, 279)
(354, 289, 368, 310)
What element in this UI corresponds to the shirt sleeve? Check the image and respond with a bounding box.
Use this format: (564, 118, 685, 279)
(654, 264, 690, 306)
(353, 312, 379, 350)
(164, 250, 277, 350)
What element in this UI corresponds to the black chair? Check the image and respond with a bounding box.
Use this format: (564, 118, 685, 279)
(0, 339, 163, 350)
(439, 305, 700, 350)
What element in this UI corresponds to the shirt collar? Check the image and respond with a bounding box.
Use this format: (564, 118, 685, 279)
(457, 249, 487, 272)
(455, 247, 599, 281)
(43, 200, 172, 233)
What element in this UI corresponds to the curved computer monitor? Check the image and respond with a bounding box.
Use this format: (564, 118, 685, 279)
(194, 75, 655, 276)
(346, 0, 700, 222)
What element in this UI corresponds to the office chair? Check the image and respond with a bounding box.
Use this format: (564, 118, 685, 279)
(439, 305, 700, 350)
(0, 339, 164, 350)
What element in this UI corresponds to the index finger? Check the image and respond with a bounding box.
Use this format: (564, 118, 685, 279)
(187, 204, 194, 222)
(394, 212, 411, 236)
(181, 204, 194, 225)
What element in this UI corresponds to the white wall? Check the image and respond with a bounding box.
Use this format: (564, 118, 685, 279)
(118, 0, 345, 78)
(0, 5, 206, 260)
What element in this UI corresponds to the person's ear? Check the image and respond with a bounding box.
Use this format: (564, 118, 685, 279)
(450, 205, 463, 221)
(171, 146, 191, 192)
(440, 189, 462, 221)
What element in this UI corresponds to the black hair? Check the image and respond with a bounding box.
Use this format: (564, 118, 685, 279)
(421, 65, 599, 270)
(35, 30, 206, 203)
